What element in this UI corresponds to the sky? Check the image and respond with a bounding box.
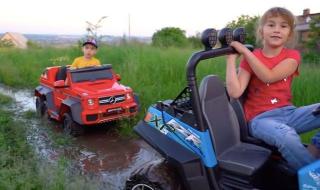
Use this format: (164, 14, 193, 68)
(1, 0, 319, 37)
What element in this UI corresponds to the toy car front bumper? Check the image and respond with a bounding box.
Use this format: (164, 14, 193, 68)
(82, 103, 138, 125)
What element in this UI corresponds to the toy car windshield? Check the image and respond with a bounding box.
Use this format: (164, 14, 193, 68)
(70, 65, 113, 82)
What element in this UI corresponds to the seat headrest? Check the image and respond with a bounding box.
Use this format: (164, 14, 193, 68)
(199, 75, 226, 101)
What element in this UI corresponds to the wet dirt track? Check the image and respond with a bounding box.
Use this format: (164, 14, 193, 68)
(0, 85, 161, 190)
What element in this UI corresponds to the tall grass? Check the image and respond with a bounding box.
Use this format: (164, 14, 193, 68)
(0, 45, 226, 110)
(1, 45, 318, 108)
(0, 44, 319, 141)
(0, 94, 99, 189)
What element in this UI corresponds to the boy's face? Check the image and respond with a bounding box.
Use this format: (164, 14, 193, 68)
(82, 44, 97, 59)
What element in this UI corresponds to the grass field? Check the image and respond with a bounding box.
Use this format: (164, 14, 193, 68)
(0, 94, 99, 190)
(0, 44, 319, 140)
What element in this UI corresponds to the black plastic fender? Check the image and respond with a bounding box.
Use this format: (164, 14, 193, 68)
(62, 98, 83, 124)
(134, 120, 213, 190)
(35, 85, 55, 110)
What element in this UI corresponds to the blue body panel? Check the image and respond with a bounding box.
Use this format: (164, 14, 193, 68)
(144, 106, 320, 189)
(298, 160, 320, 190)
(145, 106, 217, 167)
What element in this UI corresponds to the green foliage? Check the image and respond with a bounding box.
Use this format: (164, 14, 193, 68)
(0, 93, 12, 105)
(226, 15, 260, 45)
(0, 109, 39, 189)
(303, 16, 320, 64)
(305, 16, 320, 50)
(0, 39, 14, 48)
(0, 96, 99, 189)
(152, 27, 188, 47)
(188, 32, 202, 49)
(0, 44, 319, 141)
(0, 47, 80, 87)
(27, 40, 42, 49)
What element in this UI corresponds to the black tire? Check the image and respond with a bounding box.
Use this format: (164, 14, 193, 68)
(125, 160, 182, 190)
(63, 113, 84, 136)
(36, 97, 47, 117)
(126, 175, 162, 190)
(134, 93, 141, 112)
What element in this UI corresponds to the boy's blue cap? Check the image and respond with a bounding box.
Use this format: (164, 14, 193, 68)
(83, 38, 98, 48)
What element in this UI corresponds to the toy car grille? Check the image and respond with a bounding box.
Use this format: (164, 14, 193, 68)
(171, 87, 192, 111)
(99, 95, 125, 105)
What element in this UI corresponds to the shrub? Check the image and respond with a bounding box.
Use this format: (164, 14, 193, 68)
(0, 39, 14, 48)
(226, 15, 260, 46)
(152, 27, 188, 48)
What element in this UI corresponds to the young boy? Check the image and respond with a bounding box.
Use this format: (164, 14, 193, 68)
(70, 38, 101, 69)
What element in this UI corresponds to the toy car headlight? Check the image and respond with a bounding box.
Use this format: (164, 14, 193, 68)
(218, 27, 233, 47)
(233, 27, 246, 44)
(88, 99, 95, 106)
(126, 93, 132, 100)
(201, 28, 218, 50)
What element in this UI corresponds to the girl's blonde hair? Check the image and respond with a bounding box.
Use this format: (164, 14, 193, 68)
(256, 7, 297, 47)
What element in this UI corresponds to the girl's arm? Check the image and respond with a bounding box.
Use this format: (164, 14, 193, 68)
(230, 41, 298, 83)
(226, 54, 251, 98)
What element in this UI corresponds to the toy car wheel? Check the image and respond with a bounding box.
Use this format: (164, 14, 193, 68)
(36, 97, 47, 117)
(125, 159, 182, 190)
(134, 93, 141, 112)
(63, 113, 84, 136)
(125, 175, 161, 190)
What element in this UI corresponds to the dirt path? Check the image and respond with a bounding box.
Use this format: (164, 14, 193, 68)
(0, 85, 161, 190)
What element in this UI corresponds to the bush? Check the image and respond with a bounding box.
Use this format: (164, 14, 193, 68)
(302, 16, 320, 64)
(0, 39, 14, 48)
(226, 15, 260, 46)
(305, 16, 320, 50)
(152, 27, 188, 48)
(27, 40, 42, 49)
(188, 32, 202, 49)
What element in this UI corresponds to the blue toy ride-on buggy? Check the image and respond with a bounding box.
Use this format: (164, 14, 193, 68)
(125, 28, 320, 190)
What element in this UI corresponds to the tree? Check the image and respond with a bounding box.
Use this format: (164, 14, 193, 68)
(305, 16, 320, 52)
(188, 32, 202, 49)
(226, 15, 259, 46)
(85, 16, 108, 40)
(152, 27, 188, 48)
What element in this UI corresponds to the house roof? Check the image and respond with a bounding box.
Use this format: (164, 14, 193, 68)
(0, 32, 28, 48)
(295, 9, 320, 32)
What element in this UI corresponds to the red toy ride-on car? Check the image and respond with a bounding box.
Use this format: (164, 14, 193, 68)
(34, 65, 139, 136)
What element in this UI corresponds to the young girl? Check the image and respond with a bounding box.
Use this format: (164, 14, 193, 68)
(226, 7, 320, 170)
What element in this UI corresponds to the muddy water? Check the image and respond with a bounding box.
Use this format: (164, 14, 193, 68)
(0, 85, 161, 190)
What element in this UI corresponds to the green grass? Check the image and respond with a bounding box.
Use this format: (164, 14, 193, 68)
(0, 93, 13, 105)
(0, 94, 99, 190)
(0, 44, 319, 141)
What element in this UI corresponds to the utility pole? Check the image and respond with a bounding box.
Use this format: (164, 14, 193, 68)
(128, 14, 131, 41)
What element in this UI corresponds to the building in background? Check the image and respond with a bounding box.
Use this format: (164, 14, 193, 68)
(0, 32, 28, 48)
(296, 9, 320, 46)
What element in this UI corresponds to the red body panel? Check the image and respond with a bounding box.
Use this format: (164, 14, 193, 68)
(35, 65, 138, 125)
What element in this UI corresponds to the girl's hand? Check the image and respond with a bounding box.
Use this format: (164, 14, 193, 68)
(230, 41, 248, 54)
(226, 54, 238, 63)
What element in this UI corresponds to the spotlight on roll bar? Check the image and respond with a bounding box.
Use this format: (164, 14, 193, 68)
(218, 28, 233, 47)
(201, 28, 218, 50)
(233, 27, 246, 44)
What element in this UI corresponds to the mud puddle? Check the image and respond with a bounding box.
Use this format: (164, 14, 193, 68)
(0, 85, 161, 189)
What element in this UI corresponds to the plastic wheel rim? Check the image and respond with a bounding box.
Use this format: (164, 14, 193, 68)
(132, 184, 154, 190)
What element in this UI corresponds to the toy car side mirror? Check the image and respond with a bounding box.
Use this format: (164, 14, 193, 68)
(115, 74, 121, 81)
(54, 80, 66, 88)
